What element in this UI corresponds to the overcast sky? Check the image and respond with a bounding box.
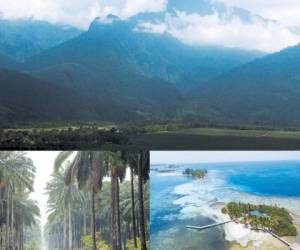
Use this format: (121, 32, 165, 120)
(1, 0, 300, 52)
(151, 151, 300, 164)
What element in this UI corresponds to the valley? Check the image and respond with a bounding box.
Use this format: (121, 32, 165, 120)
(1, 4, 300, 149)
(2, 124, 300, 150)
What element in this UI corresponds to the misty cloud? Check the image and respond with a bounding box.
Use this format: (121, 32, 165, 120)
(1, 0, 300, 52)
(138, 10, 300, 52)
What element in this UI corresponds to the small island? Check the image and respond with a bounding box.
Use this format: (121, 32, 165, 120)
(221, 202, 297, 237)
(183, 168, 207, 179)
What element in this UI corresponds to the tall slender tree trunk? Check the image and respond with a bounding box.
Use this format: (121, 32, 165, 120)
(5, 188, 10, 250)
(63, 206, 68, 250)
(20, 226, 23, 250)
(111, 168, 120, 250)
(91, 188, 97, 250)
(83, 208, 87, 236)
(68, 200, 72, 250)
(116, 179, 121, 250)
(130, 166, 137, 248)
(138, 152, 147, 250)
(10, 193, 13, 250)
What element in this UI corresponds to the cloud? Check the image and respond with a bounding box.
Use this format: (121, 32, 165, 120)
(137, 9, 300, 52)
(214, 0, 300, 29)
(1, 0, 300, 52)
(0, 0, 167, 29)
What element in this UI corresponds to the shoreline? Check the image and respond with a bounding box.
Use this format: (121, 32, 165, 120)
(213, 203, 300, 250)
(173, 181, 300, 249)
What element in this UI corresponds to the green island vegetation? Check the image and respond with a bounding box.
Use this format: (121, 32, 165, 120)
(0, 151, 150, 250)
(156, 169, 176, 173)
(182, 168, 208, 179)
(221, 202, 297, 237)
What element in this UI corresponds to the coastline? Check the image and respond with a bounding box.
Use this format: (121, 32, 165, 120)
(214, 203, 300, 250)
(172, 177, 300, 250)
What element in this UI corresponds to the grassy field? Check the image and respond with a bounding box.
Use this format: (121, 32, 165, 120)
(2, 125, 300, 150)
(167, 127, 300, 139)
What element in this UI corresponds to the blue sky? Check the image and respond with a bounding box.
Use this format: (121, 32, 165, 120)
(151, 151, 300, 164)
(1, 0, 300, 52)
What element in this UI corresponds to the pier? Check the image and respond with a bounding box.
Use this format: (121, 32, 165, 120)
(268, 231, 300, 250)
(186, 220, 234, 230)
(186, 221, 300, 250)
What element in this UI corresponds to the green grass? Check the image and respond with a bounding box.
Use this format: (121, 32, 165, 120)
(166, 127, 300, 139)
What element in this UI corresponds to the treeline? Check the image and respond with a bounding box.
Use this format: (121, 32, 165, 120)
(0, 127, 128, 150)
(222, 202, 297, 237)
(0, 152, 41, 249)
(45, 151, 150, 250)
(182, 169, 207, 179)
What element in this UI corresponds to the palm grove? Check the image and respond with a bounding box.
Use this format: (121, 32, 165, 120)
(0, 151, 41, 250)
(44, 151, 150, 250)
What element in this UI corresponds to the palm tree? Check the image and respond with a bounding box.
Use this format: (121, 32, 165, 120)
(0, 152, 39, 250)
(122, 152, 138, 248)
(0, 152, 36, 250)
(138, 151, 149, 250)
(103, 151, 126, 250)
(46, 170, 86, 250)
(55, 151, 107, 250)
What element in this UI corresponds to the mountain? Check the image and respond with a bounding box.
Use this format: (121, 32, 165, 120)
(0, 68, 102, 125)
(0, 67, 173, 125)
(0, 19, 82, 62)
(0, 52, 19, 69)
(186, 44, 300, 127)
(24, 15, 261, 92)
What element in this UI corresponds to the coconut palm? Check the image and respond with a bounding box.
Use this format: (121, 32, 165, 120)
(0, 152, 39, 250)
(55, 151, 108, 250)
(102, 151, 126, 250)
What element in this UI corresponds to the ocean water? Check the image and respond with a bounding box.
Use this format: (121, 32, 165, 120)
(150, 161, 300, 250)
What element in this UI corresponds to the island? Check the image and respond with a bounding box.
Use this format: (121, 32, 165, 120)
(221, 202, 297, 237)
(183, 168, 207, 179)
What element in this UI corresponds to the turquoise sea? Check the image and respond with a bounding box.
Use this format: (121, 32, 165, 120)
(150, 161, 300, 250)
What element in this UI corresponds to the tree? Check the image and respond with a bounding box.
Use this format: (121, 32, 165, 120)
(103, 151, 126, 250)
(0, 152, 40, 249)
(55, 151, 108, 250)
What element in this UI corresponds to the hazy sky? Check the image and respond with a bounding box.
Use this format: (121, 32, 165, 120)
(0, 0, 300, 52)
(26, 151, 130, 229)
(27, 151, 59, 228)
(151, 151, 300, 164)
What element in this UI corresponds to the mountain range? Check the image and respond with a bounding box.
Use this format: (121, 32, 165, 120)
(0, 12, 299, 128)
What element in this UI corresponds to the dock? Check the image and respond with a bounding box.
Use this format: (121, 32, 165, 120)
(268, 231, 300, 250)
(186, 220, 234, 230)
(186, 220, 299, 250)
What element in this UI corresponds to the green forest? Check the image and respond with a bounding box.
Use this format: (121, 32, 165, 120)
(0, 151, 150, 250)
(221, 202, 297, 237)
(182, 169, 207, 179)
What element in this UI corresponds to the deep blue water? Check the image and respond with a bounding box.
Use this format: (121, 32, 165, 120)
(224, 161, 300, 197)
(150, 160, 300, 250)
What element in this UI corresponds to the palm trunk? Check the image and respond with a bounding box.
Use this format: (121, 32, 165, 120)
(91, 188, 97, 250)
(116, 178, 121, 250)
(111, 168, 119, 250)
(63, 206, 68, 250)
(130, 166, 137, 248)
(83, 208, 87, 236)
(138, 153, 147, 250)
(68, 200, 72, 250)
(10, 193, 13, 250)
(5, 188, 9, 250)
